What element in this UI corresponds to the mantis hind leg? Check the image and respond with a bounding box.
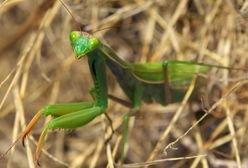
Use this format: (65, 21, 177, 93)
(35, 106, 104, 166)
(163, 60, 172, 103)
(162, 60, 210, 103)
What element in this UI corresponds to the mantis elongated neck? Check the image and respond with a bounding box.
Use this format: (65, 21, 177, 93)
(87, 49, 108, 109)
(99, 44, 130, 69)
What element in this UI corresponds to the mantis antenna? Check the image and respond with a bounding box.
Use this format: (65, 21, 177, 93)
(59, 0, 131, 35)
(59, 0, 85, 32)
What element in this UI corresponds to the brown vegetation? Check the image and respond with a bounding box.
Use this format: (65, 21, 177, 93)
(0, 0, 248, 167)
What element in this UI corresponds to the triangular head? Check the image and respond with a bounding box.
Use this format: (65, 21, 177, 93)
(69, 31, 101, 58)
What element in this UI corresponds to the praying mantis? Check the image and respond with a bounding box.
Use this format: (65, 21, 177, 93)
(4, 31, 240, 167)
(1, 1, 247, 168)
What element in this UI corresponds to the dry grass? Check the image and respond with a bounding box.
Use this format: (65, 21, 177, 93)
(0, 0, 248, 167)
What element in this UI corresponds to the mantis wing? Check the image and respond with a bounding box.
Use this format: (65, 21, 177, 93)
(105, 58, 204, 105)
(101, 44, 220, 105)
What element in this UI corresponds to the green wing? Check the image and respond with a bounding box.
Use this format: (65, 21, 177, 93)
(105, 59, 188, 105)
(101, 44, 214, 105)
(129, 61, 210, 87)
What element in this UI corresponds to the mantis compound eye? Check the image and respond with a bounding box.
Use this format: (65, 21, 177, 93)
(69, 31, 79, 43)
(89, 37, 101, 50)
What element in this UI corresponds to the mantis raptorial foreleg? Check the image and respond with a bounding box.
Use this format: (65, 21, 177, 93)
(22, 103, 93, 136)
(21, 102, 106, 166)
(22, 102, 94, 144)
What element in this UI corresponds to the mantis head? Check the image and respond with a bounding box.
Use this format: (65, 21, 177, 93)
(70, 31, 101, 59)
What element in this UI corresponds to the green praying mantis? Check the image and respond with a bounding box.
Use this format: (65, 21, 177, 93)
(1, 2, 246, 168)
(3, 30, 242, 167)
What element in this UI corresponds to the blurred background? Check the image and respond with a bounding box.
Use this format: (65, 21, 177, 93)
(0, 0, 248, 167)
